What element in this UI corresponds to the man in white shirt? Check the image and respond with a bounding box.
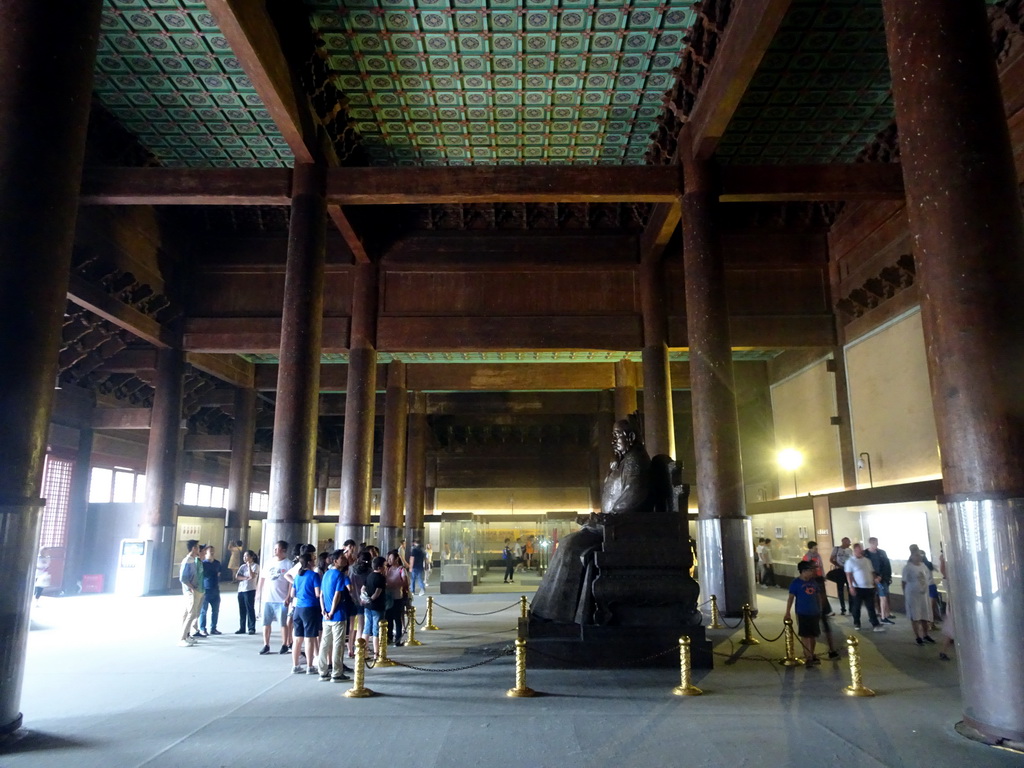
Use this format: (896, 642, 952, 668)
(256, 540, 292, 655)
(759, 539, 775, 587)
(845, 542, 884, 632)
(829, 537, 853, 615)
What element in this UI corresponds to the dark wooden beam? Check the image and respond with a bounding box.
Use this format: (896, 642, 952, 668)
(384, 232, 639, 266)
(185, 352, 255, 390)
(80, 166, 680, 206)
(67, 275, 175, 348)
(79, 167, 291, 206)
(686, 0, 794, 160)
(719, 164, 906, 203)
(204, 0, 315, 163)
(183, 317, 350, 354)
(328, 205, 369, 264)
(426, 392, 604, 416)
(95, 348, 158, 374)
(639, 201, 681, 262)
(184, 434, 233, 452)
(327, 166, 679, 204)
(93, 407, 151, 430)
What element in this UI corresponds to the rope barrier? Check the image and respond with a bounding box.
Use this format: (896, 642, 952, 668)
(385, 648, 514, 673)
(750, 618, 787, 644)
(432, 600, 523, 616)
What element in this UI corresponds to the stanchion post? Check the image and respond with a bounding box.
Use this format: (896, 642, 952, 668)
(406, 603, 423, 646)
(779, 618, 803, 667)
(519, 595, 528, 620)
(376, 618, 398, 667)
(672, 636, 704, 696)
(739, 603, 760, 645)
(506, 637, 537, 698)
(708, 595, 725, 629)
(343, 638, 375, 698)
(843, 636, 876, 697)
(425, 596, 440, 630)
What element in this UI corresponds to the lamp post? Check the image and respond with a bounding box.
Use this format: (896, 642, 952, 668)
(777, 449, 803, 497)
(858, 452, 874, 488)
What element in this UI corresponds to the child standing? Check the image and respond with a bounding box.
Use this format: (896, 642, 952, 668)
(785, 560, 838, 665)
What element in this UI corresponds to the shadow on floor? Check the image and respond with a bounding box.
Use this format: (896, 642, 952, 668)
(0, 729, 96, 756)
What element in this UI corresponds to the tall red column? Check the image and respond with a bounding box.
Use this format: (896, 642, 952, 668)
(337, 264, 379, 545)
(140, 347, 186, 593)
(883, 0, 1024, 746)
(378, 361, 408, 553)
(0, 0, 102, 734)
(404, 393, 428, 545)
(225, 387, 256, 554)
(266, 163, 327, 560)
(640, 259, 675, 458)
(681, 130, 755, 617)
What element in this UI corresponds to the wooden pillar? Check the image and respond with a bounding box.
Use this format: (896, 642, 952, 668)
(61, 427, 94, 595)
(594, 390, 615, 513)
(266, 163, 327, 559)
(225, 387, 256, 554)
(640, 258, 675, 458)
(140, 347, 186, 593)
(378, 361, 408, 553)
(314, 452, 328, 518)
(883, 0, 1024, 745)
(404, 392, 427, 543)
(0, 0, 101, 735)
(337, 263, 378, 545)
(681, 130, 755, 618)
(829, 350, 857, 490)
(613, 359, 638, 421)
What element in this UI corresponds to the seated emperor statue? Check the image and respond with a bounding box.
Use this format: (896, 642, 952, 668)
(530, 416, 651, 623)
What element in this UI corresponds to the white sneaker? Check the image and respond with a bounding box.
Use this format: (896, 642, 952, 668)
(872, 626, 886, 633)
(178, 639, 196, 647)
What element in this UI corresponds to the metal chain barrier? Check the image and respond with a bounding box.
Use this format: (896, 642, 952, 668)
(750, 617, 787, 643)
(432, 599, 523, 616)
(384, 647, 514, 673)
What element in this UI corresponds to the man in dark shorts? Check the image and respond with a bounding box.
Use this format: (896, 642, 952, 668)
(784, 561, 839, 665)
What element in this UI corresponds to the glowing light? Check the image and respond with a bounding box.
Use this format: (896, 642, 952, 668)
(777, 449, 803, 471)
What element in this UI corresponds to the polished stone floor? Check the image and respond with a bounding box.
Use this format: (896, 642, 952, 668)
(1, 574, 1019, 768)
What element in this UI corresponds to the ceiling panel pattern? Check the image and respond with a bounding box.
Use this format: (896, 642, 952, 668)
(93, 0, 293, 168)
(716, 0, 894, 165)
(305, 0, 696, 166)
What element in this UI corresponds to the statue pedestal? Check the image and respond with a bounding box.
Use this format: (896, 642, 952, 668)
(525, 512, 711, 668)
(524, 619, 712, 669)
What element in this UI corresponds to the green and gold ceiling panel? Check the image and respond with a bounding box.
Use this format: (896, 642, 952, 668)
(716, 0, 894, 165)
(94, 0, 292, 168)
(305, 0, 695, 165)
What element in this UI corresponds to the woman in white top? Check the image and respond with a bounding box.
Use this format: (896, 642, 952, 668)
(901, 550, 935, 646)
(234, 550, 259, 635)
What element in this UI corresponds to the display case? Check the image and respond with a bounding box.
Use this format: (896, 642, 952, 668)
(438, 513, 476, 593)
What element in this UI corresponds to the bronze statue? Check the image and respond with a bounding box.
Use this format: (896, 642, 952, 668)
(531, 416, 652, 623)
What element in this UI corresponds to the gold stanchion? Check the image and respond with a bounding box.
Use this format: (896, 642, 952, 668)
(376, 618, 397, 667)
(506, 637, 537, 698)
(708, 595, 725, 629)
(843, 636, 876, 697)
(779, 618, 804, 667)
(739, 603, 760, 645)
(405, 604, 423, 646)
(519, 595, 528, 620)
(672, 636, 703, 696)
(425, 596, 439, 631)
(343, 638, 375, 698)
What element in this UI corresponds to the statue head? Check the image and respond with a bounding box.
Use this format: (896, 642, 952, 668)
(612, 418, 639, 459)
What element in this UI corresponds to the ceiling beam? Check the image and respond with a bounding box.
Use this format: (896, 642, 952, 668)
(184, 434, 233, 452)
(639, 201, 681, 262)
(203, 0, 316, 163)
(79, 166, 681, 206)
(718, 164, 906, 203)
(67, 275, 175, 349)
(79, 167, 291, 206)
(185, 352, 256, 390)
(93, 407, 152, 430)
(685, 0, 794, 160)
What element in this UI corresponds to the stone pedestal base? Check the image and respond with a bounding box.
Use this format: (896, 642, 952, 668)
(138, 523, 176, 595)
(525, 618, 712, 669)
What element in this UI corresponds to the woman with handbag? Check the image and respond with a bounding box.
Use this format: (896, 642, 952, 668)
(385, 549, 410, 646)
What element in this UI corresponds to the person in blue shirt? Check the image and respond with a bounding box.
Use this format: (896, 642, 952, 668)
(784, 560, 839, 665)
(316, 550, 350, 683)
(289, 553, 322, 674)
(198, 545, 224, 636)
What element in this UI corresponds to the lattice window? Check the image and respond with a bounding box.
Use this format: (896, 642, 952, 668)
(40, 455, 74, 549)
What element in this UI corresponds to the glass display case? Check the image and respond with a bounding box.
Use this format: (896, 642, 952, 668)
(439, 513, 476, 594)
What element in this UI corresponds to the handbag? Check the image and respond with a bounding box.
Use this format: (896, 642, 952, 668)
(825, 567, 845, 584)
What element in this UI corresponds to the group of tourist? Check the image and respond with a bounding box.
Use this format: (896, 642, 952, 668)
(784, 535, 953, 664)
(177, 536, 431, 679)
(500, 535, 537, 583)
